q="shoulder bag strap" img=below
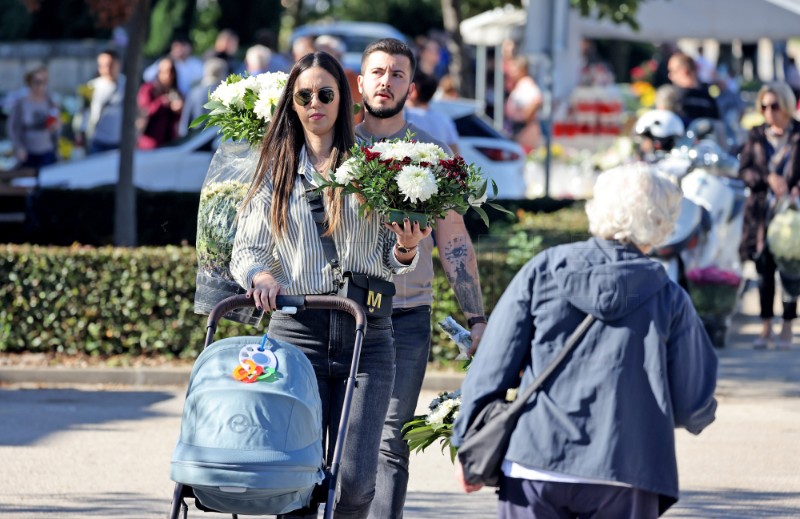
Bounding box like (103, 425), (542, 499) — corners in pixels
(504, 313), (595, 417)
(300, 175), (343, 288)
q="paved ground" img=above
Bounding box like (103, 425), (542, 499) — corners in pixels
(0, 285), (799, 518)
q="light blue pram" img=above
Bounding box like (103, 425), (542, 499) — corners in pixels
(168, 295), (368, 519)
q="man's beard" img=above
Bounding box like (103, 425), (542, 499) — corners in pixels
(363, 90), (409, 119)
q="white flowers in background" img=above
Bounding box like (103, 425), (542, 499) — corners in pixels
(768, 209), (800, 260)
(396, 165), (438, 203)
(193, 71), (289, 145)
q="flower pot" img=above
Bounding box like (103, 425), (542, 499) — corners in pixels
(386, 209), (429, 230)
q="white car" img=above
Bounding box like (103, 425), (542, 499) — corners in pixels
(32, 131), (219, 192)
(30, 101), (528, 199)
(289, 21), (410, 73)
(429, 99), (527, 199)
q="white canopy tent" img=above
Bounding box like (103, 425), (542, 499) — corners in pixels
(461, 0), (800, 106)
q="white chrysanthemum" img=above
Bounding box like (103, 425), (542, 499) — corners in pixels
(210, 79), (249, 109)
(254, 71), (288, 96)
(253, 95), (277, 122)
(426, 396), (460, 428)
(413, 142), (448, 162)
(334, 158), (360, 184)
(768, 210), (800, 260)
(396, 165), (438, 203)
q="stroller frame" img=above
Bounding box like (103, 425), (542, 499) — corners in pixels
(168, 294), (368, 519)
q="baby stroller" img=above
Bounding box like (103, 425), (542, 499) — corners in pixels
(168, 294), (368, 519)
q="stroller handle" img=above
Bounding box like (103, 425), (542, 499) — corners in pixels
(205, 295), (368, 347)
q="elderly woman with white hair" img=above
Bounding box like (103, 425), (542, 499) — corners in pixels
(451, 164), (718, 519)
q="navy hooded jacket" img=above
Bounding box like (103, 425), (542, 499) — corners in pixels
(451, 238), (718, 512)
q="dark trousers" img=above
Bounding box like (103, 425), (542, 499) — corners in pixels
(755, 246), (798, 320)
(498, 476), (660, 519)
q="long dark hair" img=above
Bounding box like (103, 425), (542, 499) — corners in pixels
(242, 51), (355, 238)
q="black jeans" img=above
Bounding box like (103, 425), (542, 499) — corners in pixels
(755, 246), (798, 320)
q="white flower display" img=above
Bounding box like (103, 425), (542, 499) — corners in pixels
(334, 157), (360, 184)
(426, 394), (461, 429)
(396, 165), (438, 203)
(196, 71), (289, 144)
(768, 209), (800, 260)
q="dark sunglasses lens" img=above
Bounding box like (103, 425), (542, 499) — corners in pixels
(762, 103), (780, 112)
(318, 88), (335, 104)
(294, 90), (313, 106)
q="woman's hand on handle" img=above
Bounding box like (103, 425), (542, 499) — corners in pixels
(247, 272), (282, 312)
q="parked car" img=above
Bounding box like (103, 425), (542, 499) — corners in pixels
(27, 101), (528, 199)
(289, 21), (410, 72)
(29, 131), (219, 192)
(429, 98), (527, 199)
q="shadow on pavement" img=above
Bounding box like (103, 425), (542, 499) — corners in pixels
(0, 388), (176, 446)
(405, 490), (497, 517)
(0, 492), (166, 518)
(666, 488), (800, 518)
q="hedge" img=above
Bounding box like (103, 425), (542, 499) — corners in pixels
(0, 205), (589, 363)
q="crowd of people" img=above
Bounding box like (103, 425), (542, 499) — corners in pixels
(6, 28), (795, 517)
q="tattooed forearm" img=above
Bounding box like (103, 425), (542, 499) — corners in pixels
(441, 236), (484, 316)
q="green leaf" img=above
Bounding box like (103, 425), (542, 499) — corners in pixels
(189, 114), (210, 129)
(473, 205), (489, 228)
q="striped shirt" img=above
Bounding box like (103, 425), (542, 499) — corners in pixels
(230, 147), (417, 294)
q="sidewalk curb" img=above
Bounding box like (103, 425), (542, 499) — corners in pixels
(0, 365), (466, 390)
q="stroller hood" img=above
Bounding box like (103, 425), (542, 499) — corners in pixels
(170, 335), (325, 515)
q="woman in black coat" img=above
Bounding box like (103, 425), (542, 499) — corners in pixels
(738, 81), (800, 350)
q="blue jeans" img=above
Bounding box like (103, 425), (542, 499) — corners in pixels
(369, 306), (432, 519)
(88, 139), (119, 155)
(498, 477), (660, 519)
(269, 308), (395, 519)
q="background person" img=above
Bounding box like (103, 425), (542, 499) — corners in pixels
(243, 44), (271, 76)
(355, 38), (487, 519)
(6, 65), (60, 171)
(137, 57), (183, 150)
(231, 51), (430, 519)
(143, 36), (203, 96)
(504, 55), (542, 153)
(667, 51), (720, 125)
(405, 69), (459, 154)
(81, 49), (125, 154)
(738, 81), (800, 350)
(452, 164), (718, 519)
(179, 57), (227, 137)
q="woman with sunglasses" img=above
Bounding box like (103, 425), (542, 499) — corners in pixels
(739, 81), (800, 350)
(231, 51), (430, 518)
(6, 65), (61, 171)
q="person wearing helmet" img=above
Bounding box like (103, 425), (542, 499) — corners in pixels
(634, 109), (685, 162)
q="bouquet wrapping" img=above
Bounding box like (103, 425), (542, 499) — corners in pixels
(685, 266), (742, 318)
(191, 72), (287, 323)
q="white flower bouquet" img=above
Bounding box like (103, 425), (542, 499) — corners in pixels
(191, 72), (287, 323)
(767, 202), (800, 297)
(314, 132), (509, 228)
(403, 390), (462, 462)
(191, 71), (289, 144)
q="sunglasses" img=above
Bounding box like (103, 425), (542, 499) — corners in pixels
(761, 102), (781, 112)
(293, 87), (335, 107)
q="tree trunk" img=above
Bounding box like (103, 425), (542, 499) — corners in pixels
(441, 0), (474, 98)
(115, 0), (151, 247)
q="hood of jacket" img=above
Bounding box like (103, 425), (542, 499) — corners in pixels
(550, 237), (670, 321)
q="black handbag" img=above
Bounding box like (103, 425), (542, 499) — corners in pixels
(458, 313), (595, 487)
(303, 177), (395, 317)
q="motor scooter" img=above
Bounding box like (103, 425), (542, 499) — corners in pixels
(652, 123), (747, 347)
